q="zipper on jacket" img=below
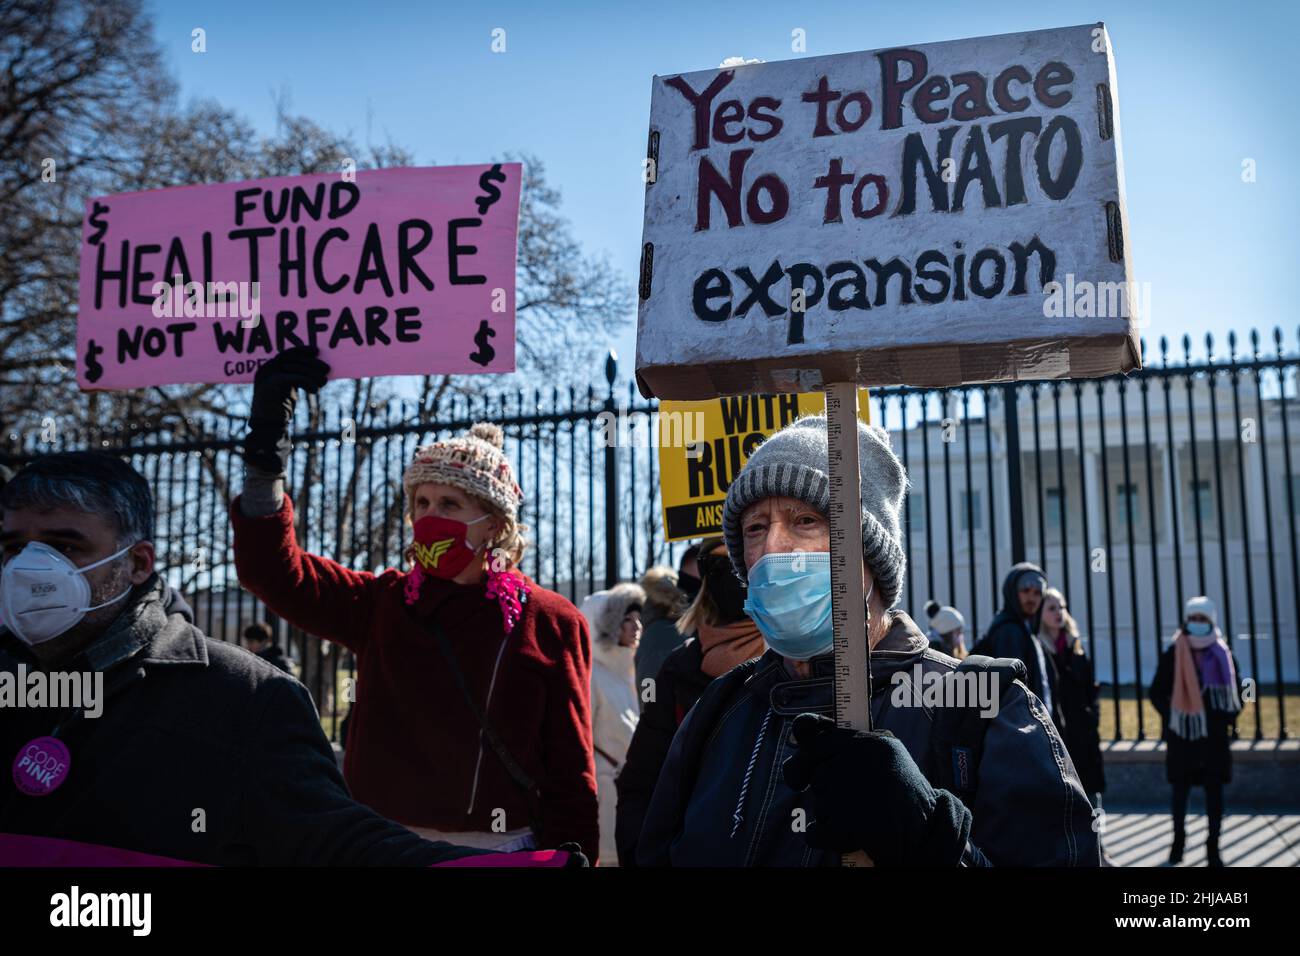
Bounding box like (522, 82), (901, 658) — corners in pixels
(465, 633), (511, 816)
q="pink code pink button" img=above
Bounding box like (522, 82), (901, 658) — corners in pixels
(12, 736), (71, 797)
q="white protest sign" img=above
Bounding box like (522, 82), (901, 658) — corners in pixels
(635, 23), (1137, 400)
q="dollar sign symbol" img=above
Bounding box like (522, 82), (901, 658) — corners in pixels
(475, 164), (506, 215)
(469, 320), (496, 367)
(87, 201), (110, 246)
(84, 338), (104, 383)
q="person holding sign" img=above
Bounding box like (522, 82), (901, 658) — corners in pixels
(636, 415), (1098, 866)
(229, 348), (599, 861)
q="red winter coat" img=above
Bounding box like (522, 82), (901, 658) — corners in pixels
(230, 496), (599, 861)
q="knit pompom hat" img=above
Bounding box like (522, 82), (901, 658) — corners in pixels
(925, 600), (965, 635)
(721, 414), (908, 609)
(402, 422), (523, 520)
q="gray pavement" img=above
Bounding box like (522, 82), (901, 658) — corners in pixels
(1100, 808), (1300, 867)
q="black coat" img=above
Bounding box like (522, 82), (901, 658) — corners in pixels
(255, 643), (293, 675)
(637, 614), (1099, 866)
(976, 562), (1048, 701)
(1050, 635), (1105, 795)
(634, 615), (686, 703)
(1148, 644), (1241, 785)
(615, 636), (713, 866)
(0, 575), (485, 866)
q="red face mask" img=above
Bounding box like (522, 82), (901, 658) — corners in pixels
(411, 514), (490, 579)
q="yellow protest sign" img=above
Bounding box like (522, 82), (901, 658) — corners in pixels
(658, 389), (870, 542)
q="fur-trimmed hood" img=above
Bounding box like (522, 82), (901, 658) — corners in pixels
(580, 583), (646, 646)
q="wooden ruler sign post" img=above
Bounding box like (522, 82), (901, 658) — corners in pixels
(825, 382), (870, 733)
(636, 24), (1137, 868)
(825, 382), (873, 867)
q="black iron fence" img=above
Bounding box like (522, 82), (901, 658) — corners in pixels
(2, 328), (1298, 741)
(877, 330), (1299, 743)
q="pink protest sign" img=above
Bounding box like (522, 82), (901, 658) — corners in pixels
(77, 164), (520, 389)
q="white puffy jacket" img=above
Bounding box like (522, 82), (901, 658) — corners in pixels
(581, 585), (644, 865)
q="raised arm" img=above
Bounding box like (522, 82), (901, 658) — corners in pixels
(230, 494), (381, 652)
(231, 346), (379, 651)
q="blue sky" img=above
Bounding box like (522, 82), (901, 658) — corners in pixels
(151, 0), (1299, 378)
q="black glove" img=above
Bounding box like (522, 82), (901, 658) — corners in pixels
(782, 712), (971, 867)
(243, 346), (330, 474)
(556, 842), (590, 867)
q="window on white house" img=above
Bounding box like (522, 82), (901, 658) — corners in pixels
(1194, 480), (1214, 524)
(1116, 483), (1141, 526)
(1045, 488), (1064, 529)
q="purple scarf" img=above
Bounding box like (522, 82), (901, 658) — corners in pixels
(1171, 631), (1241, 740)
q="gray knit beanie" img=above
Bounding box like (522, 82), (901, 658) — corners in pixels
(721, 414), (908, 609)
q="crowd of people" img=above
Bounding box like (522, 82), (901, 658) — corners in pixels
(0, 347), (1244, 867)
(919, 559), (1240, 865)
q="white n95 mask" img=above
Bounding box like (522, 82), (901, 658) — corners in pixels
(0, 541), (135, 646)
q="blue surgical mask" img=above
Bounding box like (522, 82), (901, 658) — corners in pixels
(743, 552), (873, 662)
(1185, 620), (1213, 638)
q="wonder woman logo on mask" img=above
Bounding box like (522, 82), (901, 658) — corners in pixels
(412, 538), (454, 570)
(409, 514), (489, 580)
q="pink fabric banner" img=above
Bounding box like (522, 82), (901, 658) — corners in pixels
(430, 849), (573, 868)
(0, 833), (205, 867)
(76, 164), (520, 389)
(0, 833), (572, 868)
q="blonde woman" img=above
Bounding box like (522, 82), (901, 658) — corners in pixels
(233, 347), (598, 861)
(1037, 588), (1105, 800)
